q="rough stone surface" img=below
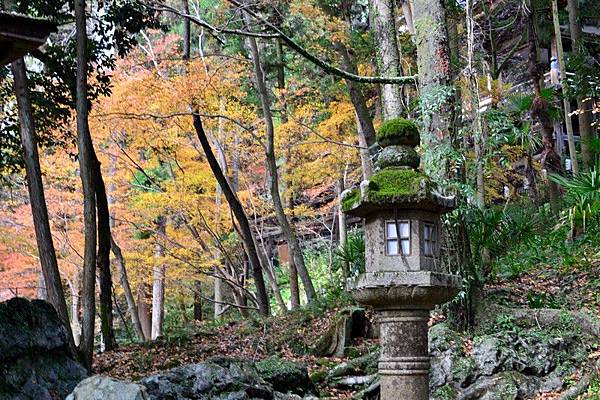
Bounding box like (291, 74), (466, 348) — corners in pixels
(66, 376), (148, 400)
(0, 297), (68, 359)
(255, 357), (315, 396)
(140, 358), (316, 400)
(0, 297), (87, 400)
(375, 145), (420, 170)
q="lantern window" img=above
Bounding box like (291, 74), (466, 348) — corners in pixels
(385, 220), (410, 255)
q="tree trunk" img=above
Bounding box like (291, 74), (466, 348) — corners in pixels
(94, 158), (116, 350)
(338, 43), (376, 179)
(37, 270), (47, 300)
(181, 0), (191, 60)
(111, 236), (146, 340)
(151, 216), (166, 340)
(214, 269), (223, 319)
(370, 0), (404, 118)
(192, 114), (271, 316)
(527, 5), (562, 209)
(70, 270), (82, 346)
(193, 280), (202, 322)
(244, 13), (317, 303)
(75, 0), (97, 370)
(137, 285), (152, 339)
(552, 0), (578, 175)
(10, 58), (76, 355)
(276, 40), (300, 310)
(566, 0), (594, 168)
(336, 178), (349, 279)
(466, 0), (486, 207)
(401, 0), (415, 36)
(412, 0), (455, 182)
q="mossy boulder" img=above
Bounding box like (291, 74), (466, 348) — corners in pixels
(376, 118), (420, 147)
(375, 145), (420, 169)
(367, 168), (430, 201)
(255, 357), (315, 396)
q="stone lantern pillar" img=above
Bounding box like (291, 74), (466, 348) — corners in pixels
(341, 118), (461, 400)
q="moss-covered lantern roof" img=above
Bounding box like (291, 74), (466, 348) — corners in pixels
(342, 118), (455, 217)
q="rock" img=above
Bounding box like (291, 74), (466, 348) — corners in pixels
(327, 351), (379, 380)
(0, 298), (87, 400)
(331, 374), (377, 388)
(140, 361), (272, 399)
(375, 145), (420, 170)
(472, 337), (501, 376)
(66, 376), (148, 400)
(255, 357), (315, 396)
(351, 380), (380, 400)
(0, 297), (69, 360)
(458, 371), (539, 400)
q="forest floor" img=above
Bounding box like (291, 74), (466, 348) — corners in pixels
(95, 259), (600, 399)
(94, 304), (372, 398)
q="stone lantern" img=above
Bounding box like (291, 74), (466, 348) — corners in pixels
(341, 118), (461, 400)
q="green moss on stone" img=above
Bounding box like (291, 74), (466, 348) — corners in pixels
(341, 189), (360, 212)
(376, 118), (420, 147)
(368, 169), (428, 200)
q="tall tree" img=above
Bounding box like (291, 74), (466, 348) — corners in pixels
(111, 237), (146, 340)
(244, 11), (317, 304)
(412, 0), (455, 182)
(370, 0), (404, 118)
(95, 159), (116, 349)
(552, 0), (579, 175)
(192, 114), (271, 316)
(10, 58), (76, 354)
(151, 215), (166, 339)
(566, 0), (594, 168)
(527, 2), (562, 209)
(75, 0), (98, 370)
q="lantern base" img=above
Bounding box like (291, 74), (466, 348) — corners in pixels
(349, 273), (461, 400)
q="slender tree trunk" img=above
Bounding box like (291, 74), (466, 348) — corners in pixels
(70, 270), (82, 346)
(137, 285), (152, 339)
(466, 0), (486, 207)
(111, 236), (145, 340)
(10, 58), (76, 354)
(192, 113), (270, 316)
(75, 0), (97, 370)
(276, 38), (299, 310)
(245, 14), (317, 303)
(37, 270), (47, 300)
(193, 280), (202, 322)
(412, 0), (455, 182)
(151, 216), (166, 340)
(213, 269), (223, 319)
(552, 0), (578, 175)
(213, 114), (226, 319)
(370, 0), (404, 118)
(566, 0), (594, 168)
(181, 0), (203, 322)
(94, 158), (116, 350)
(401, 0), (415, 36)
(182, 0), (191, 59)
(527, 5), (562, 209)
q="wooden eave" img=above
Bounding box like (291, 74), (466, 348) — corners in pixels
(0, 12), (57, 66)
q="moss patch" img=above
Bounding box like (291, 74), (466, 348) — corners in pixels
(376, 118), (420, 147)
(368, 169), (428, 201)
(341, 189), (360, 212)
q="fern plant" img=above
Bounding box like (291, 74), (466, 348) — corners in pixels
(551, 164), (600, 237)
